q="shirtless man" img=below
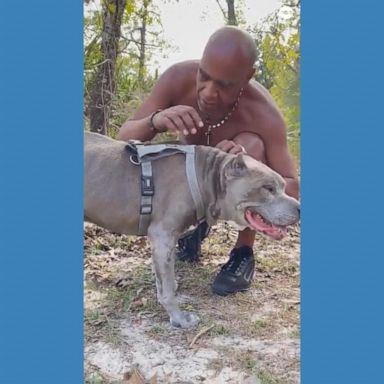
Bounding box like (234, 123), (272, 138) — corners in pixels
(118, 26), (299, 296)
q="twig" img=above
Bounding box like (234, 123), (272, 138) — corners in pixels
(214, 0), (227, 19)
(189, 324), (215, 348)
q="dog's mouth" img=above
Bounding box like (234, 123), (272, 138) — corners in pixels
(245, 208), (287, 240)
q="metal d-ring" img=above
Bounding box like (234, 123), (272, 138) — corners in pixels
(129, 154), (140, 165)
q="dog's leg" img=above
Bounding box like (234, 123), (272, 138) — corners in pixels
(148, 226), (199, 329)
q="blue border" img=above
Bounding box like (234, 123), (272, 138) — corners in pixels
(0, 2), (83, 383)
(1, 0), (384, 383)
(302, 0), (384, 383)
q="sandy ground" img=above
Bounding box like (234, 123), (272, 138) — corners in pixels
(84, 222), (300, 384)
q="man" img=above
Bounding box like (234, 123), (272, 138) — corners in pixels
(118, 26), (299, 296)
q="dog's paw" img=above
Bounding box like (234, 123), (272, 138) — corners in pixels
(170, 311), (200, 329)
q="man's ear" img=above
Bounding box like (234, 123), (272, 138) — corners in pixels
(247, 66), (256, 81)
(224, 154), (249, 178)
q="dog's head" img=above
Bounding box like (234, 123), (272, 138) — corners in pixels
(219, 154), (300, 240)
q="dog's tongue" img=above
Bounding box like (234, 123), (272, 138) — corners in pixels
(245, 209), (286, 240)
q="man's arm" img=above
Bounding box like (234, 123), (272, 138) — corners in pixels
(117, 67), (174, 142)
(231, 122), (299, 200)
(262, 118), (300, 200)
(117, 65), (203, 142)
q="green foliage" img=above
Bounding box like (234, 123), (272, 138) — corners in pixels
(107, 2), (116, 13)
(84, 0), (172, 134)
(84, 0), (300, 163)
(249, 1), (301, 162)
(125, 0), (136, 14)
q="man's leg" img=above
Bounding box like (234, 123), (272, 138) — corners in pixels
(212, 132), (265, 296)
(212, 228), (256, 296)
(235, 227), (256, 248)
(176, 221), (210, 262)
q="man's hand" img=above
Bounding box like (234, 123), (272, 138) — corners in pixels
(216, 139), (246, 155)
(152, 105), (204, 135)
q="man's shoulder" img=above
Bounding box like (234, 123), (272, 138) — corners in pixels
(163, 60), (199, 79)
(246, 81), (284, 122)
(248, 80), (278, 107)
(157, 61), (199, 97)
(154, 61), (198, 102)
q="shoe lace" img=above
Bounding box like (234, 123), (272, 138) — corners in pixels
(223, 253), (249, 275)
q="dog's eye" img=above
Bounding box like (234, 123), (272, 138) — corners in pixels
(263, 185), (275, 194)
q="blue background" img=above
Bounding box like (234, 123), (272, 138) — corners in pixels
(0, 1), (383, 383)
(301, 0), (384, 383)
(0, 1), (83, 383)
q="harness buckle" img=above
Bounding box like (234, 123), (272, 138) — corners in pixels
(141, 175), (154, 196)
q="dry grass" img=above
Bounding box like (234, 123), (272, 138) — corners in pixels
(84, 222), (300, 384)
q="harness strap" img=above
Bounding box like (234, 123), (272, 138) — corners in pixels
(137, 144), (186, 161)
(126, 142), (206, 234)
(138, 160), (154, 236)
(185, 149), (205, 223)
(137, 144), (205, 221)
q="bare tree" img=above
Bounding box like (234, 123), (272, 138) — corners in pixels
(136, 0), (151, 83)
(215, 0), (238, 25)
(88, 0), (127, 135)
(226, 0), (237, 25)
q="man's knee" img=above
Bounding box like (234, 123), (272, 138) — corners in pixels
(233, 132), (266, 162)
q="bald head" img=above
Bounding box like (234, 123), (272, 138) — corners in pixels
(203, 26), (257, 69)
(196, 27), (257, 117)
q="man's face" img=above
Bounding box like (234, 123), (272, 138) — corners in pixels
(196, 50), (248, 120)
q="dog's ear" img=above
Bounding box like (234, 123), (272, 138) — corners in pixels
(224, 154), (249, 178)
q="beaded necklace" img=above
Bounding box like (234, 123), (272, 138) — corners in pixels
(204, 87), (243, 145)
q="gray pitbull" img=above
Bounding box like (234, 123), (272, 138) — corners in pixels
(84, 132), (300, 328)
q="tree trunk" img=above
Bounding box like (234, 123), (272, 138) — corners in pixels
(215, 0), (238, 26)
(138, 0), (150, 84)
(226, 0), (237, 26)
(88, 0), (127, 135)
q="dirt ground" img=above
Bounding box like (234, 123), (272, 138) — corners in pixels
(84, 222), (300, 384)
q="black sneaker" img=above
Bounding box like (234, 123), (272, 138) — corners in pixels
(212, 246), (255, 296)
(176, 221), (210, 262)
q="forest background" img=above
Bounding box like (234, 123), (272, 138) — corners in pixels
(83, 0), (300, 163)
